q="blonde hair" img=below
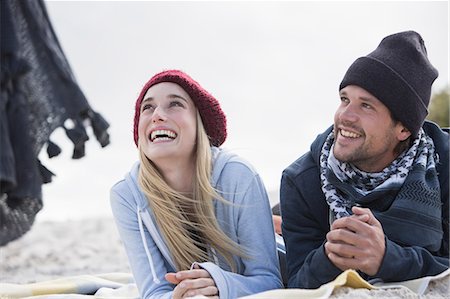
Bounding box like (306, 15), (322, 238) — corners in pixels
(138, 112), (246, 271)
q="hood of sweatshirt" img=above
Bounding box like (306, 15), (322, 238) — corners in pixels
(124, 146), (239, 284)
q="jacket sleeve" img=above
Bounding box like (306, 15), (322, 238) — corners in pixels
(110, 184), (173, 299)
(374, 238), (449, 282)
(200, 172), (283, 298)
(280, 168), (342, 289)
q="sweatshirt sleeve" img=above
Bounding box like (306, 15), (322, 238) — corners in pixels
(201, 170), (283, 298)
(110, 182), (173, 299)
(280, 169), (342, 289)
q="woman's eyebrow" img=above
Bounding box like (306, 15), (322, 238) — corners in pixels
(168, 94), (188, 103)
(142, 97), (154, 104)
(141, 94), (188, 105)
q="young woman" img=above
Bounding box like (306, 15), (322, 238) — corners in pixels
(110, 70), (282, 299)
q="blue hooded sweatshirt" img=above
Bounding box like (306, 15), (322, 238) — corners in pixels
(110, 147), (282, 298)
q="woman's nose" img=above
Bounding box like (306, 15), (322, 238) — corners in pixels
(151, 106), (167, 123)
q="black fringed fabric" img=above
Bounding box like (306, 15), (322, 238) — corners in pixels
(46, 140), (61, 158)
(0, 0), (110, 246)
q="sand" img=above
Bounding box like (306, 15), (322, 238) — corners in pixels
(0, 218), (448, 298)
(0, 218), (130, 283)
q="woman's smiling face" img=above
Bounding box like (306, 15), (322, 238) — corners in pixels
(138, 82), (197, 165)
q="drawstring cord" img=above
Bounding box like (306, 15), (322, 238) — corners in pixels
(137, 207), (160, 284)
(210, 247), (220, 265)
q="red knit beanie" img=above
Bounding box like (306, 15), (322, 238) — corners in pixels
(134, 70), (227, 147)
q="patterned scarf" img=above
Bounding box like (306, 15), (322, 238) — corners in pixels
(320, 129), (437, 221)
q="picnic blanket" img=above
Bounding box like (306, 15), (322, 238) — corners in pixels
(1, 269), (449, 299)
(0, 273), (137, 299)
(242, 268), (450, 299)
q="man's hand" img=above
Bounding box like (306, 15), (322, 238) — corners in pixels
(165, 264), (218, 298)
(325, 206), (385, 276)
(273, 215), (282, 235)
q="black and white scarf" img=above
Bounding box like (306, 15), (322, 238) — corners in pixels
(320, 129), (437, 220)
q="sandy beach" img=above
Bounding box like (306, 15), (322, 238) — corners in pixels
(1, 217), (448, 298)
(0, 218), (130, 283)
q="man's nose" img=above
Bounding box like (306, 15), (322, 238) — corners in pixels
(339, 103), (359, 123)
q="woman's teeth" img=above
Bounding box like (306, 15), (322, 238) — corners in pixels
(150, 130), (177, 141)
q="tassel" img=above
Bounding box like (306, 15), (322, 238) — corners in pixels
(46, 140), (61, 158)
(72, 142), (85, 159)
(90, 111), (110, 147)
(65, 123), (89, 145)
(37, 160), (55, 184)
(65, 120), (89, 159)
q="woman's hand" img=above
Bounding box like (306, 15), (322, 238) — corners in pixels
(165, 264), (219, 298)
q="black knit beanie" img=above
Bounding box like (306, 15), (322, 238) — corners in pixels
(339, 31), (438, 137)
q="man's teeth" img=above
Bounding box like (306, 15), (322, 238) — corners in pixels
(150, 130), (177, 141)
(340, 129), (361, 138)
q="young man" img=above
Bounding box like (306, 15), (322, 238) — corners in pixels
(280, 31), (449, 289)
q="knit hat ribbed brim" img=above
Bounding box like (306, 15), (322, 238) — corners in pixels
(133, 70), (227, 147)
(339, 31), (438, 137)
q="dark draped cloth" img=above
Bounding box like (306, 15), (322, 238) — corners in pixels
(0, 0), (110, 245)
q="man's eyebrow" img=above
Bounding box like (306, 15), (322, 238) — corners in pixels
(358, 95), (377, 103)
(339, 91), (377, 103)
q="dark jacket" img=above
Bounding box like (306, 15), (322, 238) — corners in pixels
(280, 121), (449, 289)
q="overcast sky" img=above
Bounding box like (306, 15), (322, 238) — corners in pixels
(38, 0), (449, 221)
